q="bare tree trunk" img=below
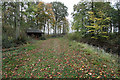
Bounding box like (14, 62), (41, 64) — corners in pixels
(92, 0), (94, 12)
(27, 2), (30, 25)
(44, 17), (46, 33)
(37, 19), (39, 29)
(81, 16), (84, 33)
(3, 2), (6, 28)
(47, 22), (49, 35)
(112, 26), (114, 33)
(63, 24), (65, 34)
(16, 2), (20, 39)
(54, 17), (58, 34)
(55, 22), (57, 34)
(60, 27), (61, 34)
(110, 22), (112, 33)
(20, 2), (23, 29)
(44, 25), (45, 33)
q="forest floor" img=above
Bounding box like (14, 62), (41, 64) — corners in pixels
(2, 38), (119, 78)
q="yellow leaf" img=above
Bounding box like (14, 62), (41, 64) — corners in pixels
(80, 68), (82, 70)
(97, 76), (101, 78)
(86, 26), (95, 28)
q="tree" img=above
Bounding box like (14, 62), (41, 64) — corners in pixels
(86, 10), (110, 40)
(62, 17), (69, 34)
(46, 3), (55, 35)
(51, 1), (68, 34)
(72, 1), (90, 34)
(115, 1), (120, 34)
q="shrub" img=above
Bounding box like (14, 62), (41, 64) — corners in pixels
(2, 33), (15, 48)
(39, 36), (46, 40)
(15, 31), (30, 44)
(2, 30), (30, 48)
(66, 32), (83, 41)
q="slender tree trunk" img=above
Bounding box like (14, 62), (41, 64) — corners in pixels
(112, 26), (114, 33)
(60, 27), (61, 34)
(3, 2), (6, 28)
(47, 22), (49, 35)
(44, 25), (45, 33)
(110, 22), (112, 33)
(16, 2), (20, 39)
(55, 22), (57, 34)
(92, 0), (93, 11)
(118, 13), (120, 34)
(14, 16), (16, 29)
(44, 18), (46, 33)
(82, 17), (84, 28)
(63, 24), (66, 34)
(37, 20), (38, 28)
(27, 2), (30, 24)
(118, 23), (120, 34)
(55, 17), (57, 34)
(20, 2), (23, 29)
(58, 28), (59, 34)
(53, 25), (55, 34)
(117, 0), (120, 34)
(63, 24), (64, 34)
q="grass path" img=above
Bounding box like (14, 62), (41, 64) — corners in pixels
(2, 38), (119, 78)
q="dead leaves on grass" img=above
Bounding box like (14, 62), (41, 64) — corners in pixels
(2, 38), (119, 78)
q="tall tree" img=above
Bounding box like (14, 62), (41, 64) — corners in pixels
(86, 10), (111, 40)
(46, 3), (55, 35)
(62, 17), (69, 34)
(115, 1), (120, 34)
(72, 1), (90, 34)
(51, 1), (68, 34)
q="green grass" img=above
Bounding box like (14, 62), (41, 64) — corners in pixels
(2, 38), (120, 78)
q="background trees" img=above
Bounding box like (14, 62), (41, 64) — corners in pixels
(71, 1), (120, 54)
(2, 1), (69, 48)
(51, 1), (68, 34)
(72, 1), (90, 35)
(72, 1), (119, 39)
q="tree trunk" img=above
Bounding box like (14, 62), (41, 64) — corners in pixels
(37, 20), (38, 29)
(3, 2), (6, 28)
(55, 17), (58, 34)
(16, 2), (20, 39)
(63, 24), (65, 34)
(27, 2), (30, 25)
(82, 17), (84, 28)
(63, 23), (66, 34)
(44, 19), (46, 33)
(55, 22), (57, 34)
(44, 25), (45, 33)
(60, 27), (61, 34)
(92, 0), (94, 11)
(118, 23), (120, 34)
(47, 22), (49, 35)
(20, 2), (23, 29)
(110, 22), (112, 33)
(112, 26), (114, 33)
